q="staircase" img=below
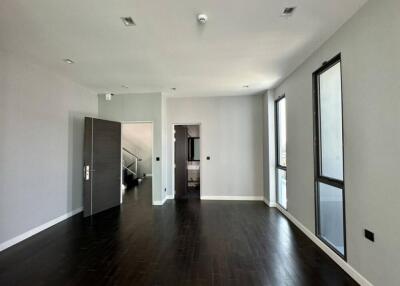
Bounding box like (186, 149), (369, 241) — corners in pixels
(122, 148), (143, 189)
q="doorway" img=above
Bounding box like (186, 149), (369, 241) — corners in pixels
(174, 124), (201, 200)
(121, 122), (153, 203)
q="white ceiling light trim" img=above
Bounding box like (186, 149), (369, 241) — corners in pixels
(63, 59), (74, 64)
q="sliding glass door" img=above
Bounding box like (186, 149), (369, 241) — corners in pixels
(313, 54), (346, 258)
(275, 96), (287, 209)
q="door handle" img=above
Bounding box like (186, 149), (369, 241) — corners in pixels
(84, 165), (93, 181)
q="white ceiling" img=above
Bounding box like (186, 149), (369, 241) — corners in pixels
(0, 0), (367, 97)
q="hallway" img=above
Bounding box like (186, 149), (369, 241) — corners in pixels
(0, 178), (357, 285)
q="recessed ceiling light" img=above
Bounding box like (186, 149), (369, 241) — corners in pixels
(282, 7), (296, 17)
(63, 59), (74, 64)
(121, 17), (136, 26)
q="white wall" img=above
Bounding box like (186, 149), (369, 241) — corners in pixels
(0, 50), (98, 246)
(161, 94), (168, 200)
(166, 95), (264, 199)
(122, 123), (153, 176)
(272, 0), (400, 285)
(98, 93), (166, 203)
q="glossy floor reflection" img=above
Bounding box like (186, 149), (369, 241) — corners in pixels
(0, 178), (357, 285)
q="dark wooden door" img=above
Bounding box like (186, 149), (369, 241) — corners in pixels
(83, 117), (121, 217)
(174, 126), (188, 199)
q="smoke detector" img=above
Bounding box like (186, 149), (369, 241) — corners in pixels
(197, 14), (208, 24)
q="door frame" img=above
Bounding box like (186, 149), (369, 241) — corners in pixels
(275, 94), (287, 209)
(121, 121), (154, 204)
(171, 123), (202, 199)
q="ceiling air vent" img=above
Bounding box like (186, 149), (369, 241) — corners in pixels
(282, 7), (296, 17)
(121, 17), (136, 26)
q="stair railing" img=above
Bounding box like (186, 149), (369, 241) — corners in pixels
(122, 148), (142, 179)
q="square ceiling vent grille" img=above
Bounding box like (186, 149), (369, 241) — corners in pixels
(121, 17), (136, 26)
(282, 7), (296, 17)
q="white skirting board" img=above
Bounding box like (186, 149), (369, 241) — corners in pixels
(154, 195), (263, 204)
(152, 200), (164, 206)
(0, 207), (83, 252)
(201, 196), (264, 201)
(153, 195), (174, 206)
(265, 200), (373, 286)
(263, 198), (277, 207)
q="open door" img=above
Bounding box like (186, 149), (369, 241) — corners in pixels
(83, 117), (121, 217)
(174, 125), (188, 200)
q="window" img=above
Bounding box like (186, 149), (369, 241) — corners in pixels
(313, 54), (346, 258)
(275, 96), (287, 209)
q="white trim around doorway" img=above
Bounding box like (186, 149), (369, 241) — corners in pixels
(121, 121), (155, 205)
(171, 123), (202, 200)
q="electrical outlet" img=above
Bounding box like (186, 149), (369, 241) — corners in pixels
(364, 229), (375, 242)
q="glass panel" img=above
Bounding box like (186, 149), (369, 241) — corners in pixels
(193, 138), (200, 160)
(318, 182), (345, 255)
(319, 62), (343, 180)
(277, 98), (287, 167)
(277, 169), (287, 209)
(188, 138), (200, 161)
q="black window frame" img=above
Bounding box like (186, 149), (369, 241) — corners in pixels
(275, 95), (287, 209)
(312, 53), (347, 260)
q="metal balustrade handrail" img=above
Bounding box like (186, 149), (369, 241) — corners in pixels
(122, 148), (141, 179)
(122, 148), (142, 160)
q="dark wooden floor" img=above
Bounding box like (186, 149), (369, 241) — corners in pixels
(0, 178), (357, 286)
